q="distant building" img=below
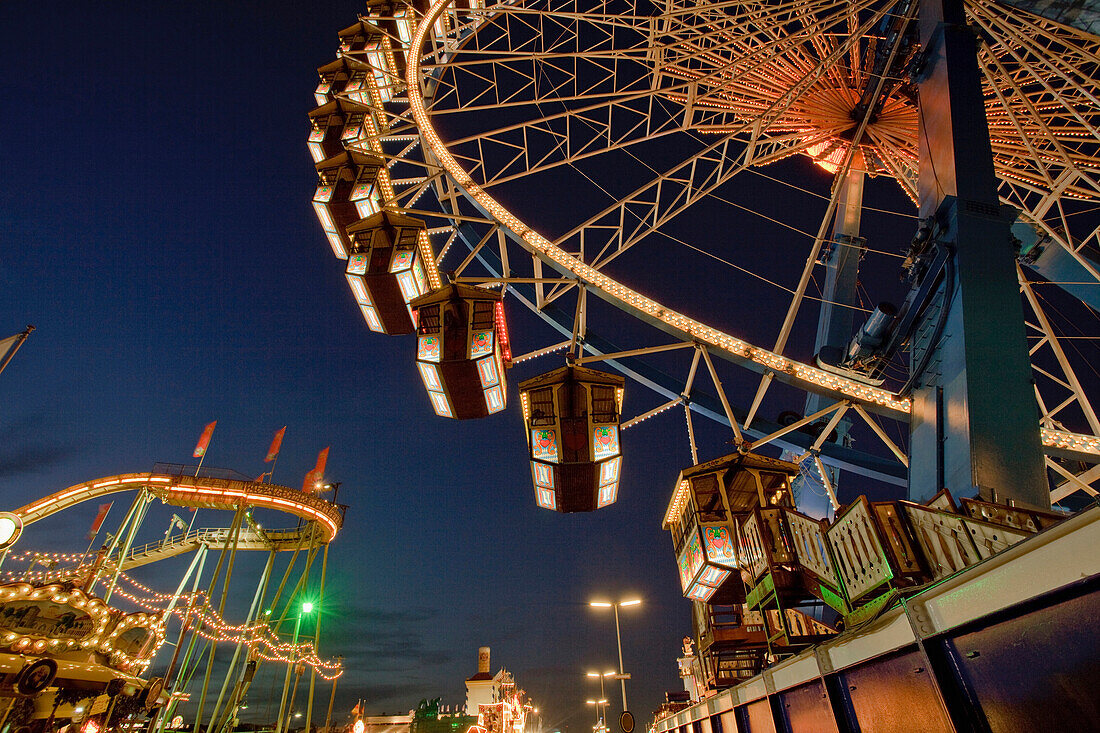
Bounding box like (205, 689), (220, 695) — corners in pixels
(464, 647), (503, 716)
(364, 713), (414, 733)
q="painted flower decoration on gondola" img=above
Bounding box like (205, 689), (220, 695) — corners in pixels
(592, 426), (619, 460)
(391, 250), (414, 272)
(704, 526), (737, 565)
(677, 550), (693, 591)
(470, 331), (493, 358)
(531, 429), (559, 462)
(418, 336), (440, 361)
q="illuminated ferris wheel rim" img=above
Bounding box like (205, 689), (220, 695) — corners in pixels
(405, 0), (911, 414)
(399, 0), (1100, 463)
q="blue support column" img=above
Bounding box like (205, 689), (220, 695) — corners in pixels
(909, 0), (1047, 508)
(797, 169), (866, 518)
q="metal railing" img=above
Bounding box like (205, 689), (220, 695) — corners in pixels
(124, 526), (312, 561)
(152, 463), (255, 482)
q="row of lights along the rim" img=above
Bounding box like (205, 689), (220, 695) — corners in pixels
(308, 13), (625, 513)
(311, 0), (1100, 472)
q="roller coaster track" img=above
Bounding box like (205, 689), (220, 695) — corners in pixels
(119, 526), (319, 569)
(13, 473), (343, 544)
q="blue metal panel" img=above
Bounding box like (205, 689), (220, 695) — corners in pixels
(1020, 226), (1100, 313)
(934, 577), (1100, 732)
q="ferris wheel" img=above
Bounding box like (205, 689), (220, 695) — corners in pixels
(309, 0), (1100, 513)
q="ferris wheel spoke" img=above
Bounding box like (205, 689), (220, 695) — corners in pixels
(450, 96), (688, 189)
(541, 123), (855, 281)
(654, 0), (884, 132)
(743, 153), (871, 430)
(863, 128), (918, 202)
(585, 127), (850, 268)
(976, 44), (1100, 196)
(969, 8), (1100, 198)
(748, 401), (850, 453)
(1050, 462), (1100, 502)
(1019, 264), (1100, 435)
(851, 403), (909, 467)
(1047, 458), (1100, 502)
(427, 55), (656, 113)
(722, 2), (896, 141)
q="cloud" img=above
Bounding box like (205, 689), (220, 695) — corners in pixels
(0, 416), (80, 478)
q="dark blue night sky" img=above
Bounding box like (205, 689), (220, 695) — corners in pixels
(0, 1), (921, 730)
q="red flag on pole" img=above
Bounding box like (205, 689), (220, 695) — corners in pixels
(87, 502), (113, 541)
(265, 426), (286, 463)
(302, 447), (330, 492)
(193, 421), (217, 458)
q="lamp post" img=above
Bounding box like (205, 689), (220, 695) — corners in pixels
(589, 599), (640, 712)
(276, 602), (314, 733)
(585, 700), (608, 732)
(586, 671), (615, 712)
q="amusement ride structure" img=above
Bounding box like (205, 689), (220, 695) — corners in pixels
(0, 468), (345, 733)
(306, 0), (1099, 730)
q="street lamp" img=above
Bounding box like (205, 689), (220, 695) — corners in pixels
(589, 599), (640, 712)
(586, 671), (616, 709)
(585, 700), (608, 732)
(276, 601), (315, 733)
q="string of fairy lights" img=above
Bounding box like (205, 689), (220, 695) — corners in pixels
(1, 552), (343, 680)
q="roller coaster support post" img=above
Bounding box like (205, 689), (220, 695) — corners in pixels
(213, 550), (278, 733)
(159, 544), (209, 627)
(323, 656), (342, 733)
(151, 545), (208, 733)
(89, 489), (146, 591)
(208, 549), (276, 733)
(274, 537), (320, 631)
(192, 505), (248, 733)
(305, 541), (331, 731)
(266, 529), (310, 626)
(104, 490), (153, 602)
(275, 605), (311, 733)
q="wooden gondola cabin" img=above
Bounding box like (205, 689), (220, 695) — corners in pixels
(315, 58), (375, 107)
(337, 20), (395, 104)
(411, 284), (510, 419)
(344, 210), (438, 334)
(518, 365), (625, 512)
(663, 452), (797, 603)
(312, 150), (384, 258)
(308, 99), (374, 163)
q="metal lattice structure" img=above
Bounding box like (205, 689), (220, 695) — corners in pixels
(310, 0), (1100, 507)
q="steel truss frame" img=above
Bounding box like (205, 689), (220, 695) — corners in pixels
(331, 0), (1100, 503)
